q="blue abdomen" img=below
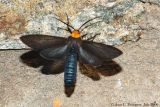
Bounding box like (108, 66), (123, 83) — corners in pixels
(64, 47), (77, 86)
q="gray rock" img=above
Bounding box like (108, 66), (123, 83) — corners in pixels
(0, 0), (160, 106)
(0, 0), (159, 49)
(0, 24), (160, 107)
(0, 39), (28, 49)
(139, 0), (160, 5)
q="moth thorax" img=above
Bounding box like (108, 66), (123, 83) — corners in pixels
(71, 30), (80, 38)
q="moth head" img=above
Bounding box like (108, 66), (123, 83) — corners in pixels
(71, 30), (80, 38)
(54, 14), (101, 39)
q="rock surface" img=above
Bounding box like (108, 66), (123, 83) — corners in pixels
(0, 25), (160, 107)
(1, 0), (160, 49)
(0, 0), (160, 107)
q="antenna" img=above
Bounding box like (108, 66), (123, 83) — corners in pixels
(78, 16), (101, 31)
(80, 20), (102, 32)
(65, 13), (72, 33)
(53, 16), (75, 31)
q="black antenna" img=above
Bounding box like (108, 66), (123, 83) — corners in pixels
(80, 21), (102, 32)
(65, 13), (72, 33)
(57, 27), (69, 32)
(78, 16), (101, 30)
(53, 16), (75, 30)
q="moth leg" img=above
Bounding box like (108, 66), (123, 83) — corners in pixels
(79, 63), (100, 80)
(81, 33), (88, 39)
(86, 33), (100, 41)
(57, 27), (68, 32)
(81, 33), (100, 41)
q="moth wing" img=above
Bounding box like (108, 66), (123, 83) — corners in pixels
(20, 50), (47, 68)
(78, 46), (102, 66)
(79, 63), (100, 80)
(20, 50), (65, 74)
(41, 58), (65, 75)
(20, 35), (67, 50)
(40, 44), (68, 60)
(96, 60), (122, 76)
(79, 60), (122, 79)
(82, 41), (122, 60)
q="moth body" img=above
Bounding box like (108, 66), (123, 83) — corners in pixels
(64, 45), (78, 86)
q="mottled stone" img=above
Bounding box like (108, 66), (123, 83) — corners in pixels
(0, 33), (7, 41)
(0, 25), (160, 107)
(0, 39), (28, 49)
(0, 0), (144, 49)
(25, 14), (64, 36)
(140, 0), (160, 5)
(0, 2), (160, 104)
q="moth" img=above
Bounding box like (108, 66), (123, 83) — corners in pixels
(20, 15), (122, 96)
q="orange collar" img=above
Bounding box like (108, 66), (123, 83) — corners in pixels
(71, 30), (80, 38)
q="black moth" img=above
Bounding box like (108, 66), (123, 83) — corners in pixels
(20, 15), (122, 97)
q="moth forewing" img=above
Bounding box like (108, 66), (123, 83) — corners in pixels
(81, 40), (123, 60)
(40, 45), (68, 60)
(20, 35), (67, 50)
